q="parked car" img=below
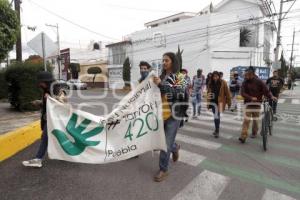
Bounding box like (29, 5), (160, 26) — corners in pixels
(67, 79), (88, 90)
(55, 79), (69, 90)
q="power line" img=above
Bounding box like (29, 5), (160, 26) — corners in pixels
(28, 0), (118, 41)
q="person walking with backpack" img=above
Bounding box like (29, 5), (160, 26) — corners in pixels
(22, 71), (67, 168)
(207, 71), (231, 138)
(229, 71), (241, 112)
(191, 69), (205, 118)
(153, 52), (187, 182)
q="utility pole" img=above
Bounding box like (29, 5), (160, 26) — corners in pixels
(274, 0), (296, 69)
(14, 0), (22, 62)
(41, 32), (47, 71)
(290, 28), (296, 70)
(46, 23), (61, 79)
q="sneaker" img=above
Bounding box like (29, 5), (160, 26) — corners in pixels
(154, 171), (169, 182)
(250, 134), (257, 139)
(22, 159), (42, 168)
(238, 137), (246, 144)
(172, 144), (180, 162)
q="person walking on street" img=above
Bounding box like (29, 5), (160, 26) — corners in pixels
(191, 69), (205, 118)
(239, 67), (276, 143)
(22, 71), (67, 168)
(266, 69), (284, 120)
(207, 71), (231, 138)
(153, 52), (187, 182)
(206, 73), (212, 87)
(229, 71), (241, 112)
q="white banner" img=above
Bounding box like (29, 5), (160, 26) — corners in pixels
(47, 73), (166, 163)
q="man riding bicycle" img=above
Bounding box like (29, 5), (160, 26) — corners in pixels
(239, 67), (277, 144)
(266, 70), (284, 120)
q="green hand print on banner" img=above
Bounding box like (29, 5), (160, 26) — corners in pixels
(52, 113), (104, 156)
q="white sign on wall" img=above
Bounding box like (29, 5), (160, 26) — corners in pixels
(108, 66), (124, 89)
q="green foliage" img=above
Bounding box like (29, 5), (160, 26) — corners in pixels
(176, 45), (184, 71)
(69, 63), (80, 79)
(123, 57), (131, 87)
(279, 52), (288, 78)
(0, 0), (19, 62)
(295, 67), (300, 79)
(0, 69), (8, 99)
(87, 67), (102, 85)
(5, 62), (50, 111)
(240, 27), (252, 47)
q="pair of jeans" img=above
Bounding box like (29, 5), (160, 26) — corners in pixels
(231, 91), (238, 110)
(159, 117), (181, 172)
(211, 105), (220, 130)
(269, 99), (278, 114)
(36, 124), (48, 159)
(241, 106), (260, 139)
(192, 93), (202, 116)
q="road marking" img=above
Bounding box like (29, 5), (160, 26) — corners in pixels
(201, 160), (300, 195)
(188, 119), (241, 132)
(172, 170), (230, 200)
(262, 189), (297, 200)
(180, 125), (233, 139)
(291, 99), (300, 104)
(179, 149), (206, 166)
(176, 134), (222, 150)
(278, 99), (286, 104)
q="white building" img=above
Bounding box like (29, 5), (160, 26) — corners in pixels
(107, 0), (276, 84)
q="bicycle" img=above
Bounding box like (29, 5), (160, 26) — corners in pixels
(260, 99), (274, 151)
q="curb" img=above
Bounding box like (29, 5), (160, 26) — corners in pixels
(0, 120), (41, 162)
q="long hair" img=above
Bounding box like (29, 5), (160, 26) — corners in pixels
(209, 71), (221, 89)
(160, 52), (180, 80)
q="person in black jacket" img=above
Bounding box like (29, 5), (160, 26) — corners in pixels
(22, 72), (67, 168)
(266, 70), (283, 119)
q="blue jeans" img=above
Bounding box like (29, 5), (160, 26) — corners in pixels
(211, 105), (220, 130)
(192, 93), (202, 116)
(159, 117), (181, 172)
(36, 124), (48, 159)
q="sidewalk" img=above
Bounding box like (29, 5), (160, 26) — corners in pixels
(0, 101), (39, 135)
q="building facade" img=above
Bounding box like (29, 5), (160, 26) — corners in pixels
(106, 0), (276, 83)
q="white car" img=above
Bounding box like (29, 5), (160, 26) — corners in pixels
(67, 79), (88, 90)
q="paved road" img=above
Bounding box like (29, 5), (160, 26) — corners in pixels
(1, 86), (300, 200)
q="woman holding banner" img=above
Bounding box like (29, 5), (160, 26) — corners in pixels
(153, 52), (187, 182)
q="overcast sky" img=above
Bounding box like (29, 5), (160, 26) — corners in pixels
(19, 0), (300, 65)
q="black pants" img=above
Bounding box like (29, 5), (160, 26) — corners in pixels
(269, 99), (278, 114)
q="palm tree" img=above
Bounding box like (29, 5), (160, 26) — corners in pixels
(240, 27), (252, 47)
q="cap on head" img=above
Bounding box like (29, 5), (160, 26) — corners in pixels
(37, 71), (54, 82)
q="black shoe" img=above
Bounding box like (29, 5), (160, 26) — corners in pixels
(238, 137), (246, 143)
(213, 130), (219, 138)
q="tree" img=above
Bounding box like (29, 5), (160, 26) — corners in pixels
(176, 45), (184, 71)
(123, 57), (131, 88)
(25, 55), (43, 64)
(0, 0), (19, 62)
(279, 52), (288, 78)
(69, 63), (80, 79)
(240, 27), (252, 47)
(87, 67), (102, 85)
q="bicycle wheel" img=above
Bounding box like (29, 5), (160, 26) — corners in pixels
(262, 116), (268, 151)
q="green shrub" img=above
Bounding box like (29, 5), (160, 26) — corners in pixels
(5, 62), (51, 111)
(0, 69), (8, 99)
